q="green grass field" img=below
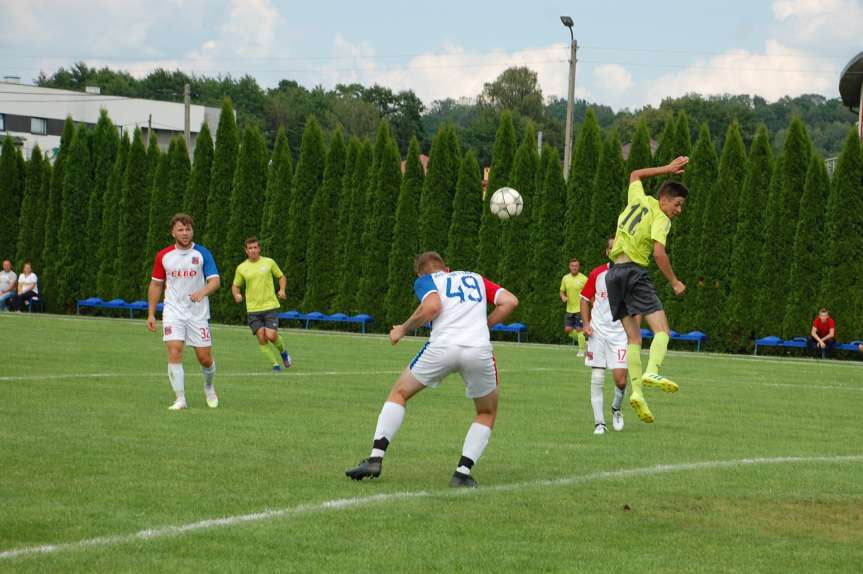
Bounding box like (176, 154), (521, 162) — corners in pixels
(1, 313), (861, 573)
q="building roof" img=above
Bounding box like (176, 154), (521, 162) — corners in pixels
(839, 51), (863, 109)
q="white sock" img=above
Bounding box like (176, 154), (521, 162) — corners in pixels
(370, 401), (405, 458)
(612, 386), (625, 411)
(168, 363), (185, 401)
(202, 361), (216, 389)
(457, 422), (492, 475)
(591, 368), (605, 425)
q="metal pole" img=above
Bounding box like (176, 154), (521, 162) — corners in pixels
(563, 34), (578, 181)
(184, 83), (191, 153)
(858, 85), (862, 140)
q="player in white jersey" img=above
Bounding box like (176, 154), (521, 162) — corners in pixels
(146, 213), (221, 410)
(346, 251), (518, 488)
(580, 238), (628, 434)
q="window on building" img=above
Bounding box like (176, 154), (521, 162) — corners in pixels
(31, 117), (47, 135)
(0, 114), (4, 131)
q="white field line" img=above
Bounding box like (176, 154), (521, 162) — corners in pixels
(1, 454), (860, 561)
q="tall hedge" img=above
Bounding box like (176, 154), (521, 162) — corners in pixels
(304, 128), (346, 312)
(203, 99), (239, 271)
(41, 117), (76, 299)
(261, 127), (293, 264)
(446, 150), (483, 271)
(563, 109), (603, 272)
(782, 154), (830, 338)
(419, 124), (461, 252)
(385, 136), (424, 326)
(334, 139), (373, 314)
(55, 128), (92, 310)
(724, 126), (773, 350)
(96, 133), (130, 296)
(284, 116), (326, 308)
(143, 150), (172, 280)
(0, 136), (23, 262)
(586, 130), (627, 255)
(115, 128), (151, 301)
(477, 110), (516, 278)
(82, 110), (119, 295)
(183, 121), (213, 238)
(14, 146), (44, 269)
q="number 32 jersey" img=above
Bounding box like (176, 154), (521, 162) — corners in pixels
(413, 270), (504, 347)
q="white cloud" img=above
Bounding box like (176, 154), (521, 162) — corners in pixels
(771, 0), (863, 49)
(592, 64), (633, 108)
(319, 37), (590, 104)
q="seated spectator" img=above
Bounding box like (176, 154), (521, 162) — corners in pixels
(806, 308), (836, 359)
(0, 260), (16, 311)
(8, 262), (38, 312)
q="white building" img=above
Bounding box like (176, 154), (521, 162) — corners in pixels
(0, 78), (221, 160)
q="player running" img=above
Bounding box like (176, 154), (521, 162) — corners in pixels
(607, 157), (689, 424)
(231, 236), (292, 371)
(560, 258), (588, 357)
(580, 238), (628, 434)
(345, 251), (518, 488)
(147, 213), (220, 410)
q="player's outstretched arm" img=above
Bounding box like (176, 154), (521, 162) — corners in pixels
(653, 242), (685, 296)
(486, 290), (519, 328)
(390, 294), (443, 345)
(146, 280), (163, 332)
(629, 156), (689, 183)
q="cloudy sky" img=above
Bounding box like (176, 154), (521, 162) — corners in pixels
(2, 0), (862, 111)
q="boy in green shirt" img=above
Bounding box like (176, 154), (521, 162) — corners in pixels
(231, 237), (292, 371)
(559, 258), (588, 356)
(606, 156), (688, 423)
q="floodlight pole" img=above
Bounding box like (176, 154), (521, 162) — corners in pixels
(561, 17), (578, 181)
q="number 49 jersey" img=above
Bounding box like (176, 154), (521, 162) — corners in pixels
(413, 270), (504, 347)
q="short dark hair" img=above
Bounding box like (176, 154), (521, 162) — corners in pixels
(569, 257), (580, 264)
(819, 307), (828, 314)
(170, 213), (194, 229)
(244, 236), (259, 247)
(658, 181), (689, 200)
(414, 251), (446, 274)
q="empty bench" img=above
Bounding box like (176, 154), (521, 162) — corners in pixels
(277, 310), (374, 334)
(641, 328), (708, 352)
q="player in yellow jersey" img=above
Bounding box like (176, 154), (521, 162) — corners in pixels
(560, 258), (588, 356)
(232, 237), (292, 371)
(606, 156), (689, 423)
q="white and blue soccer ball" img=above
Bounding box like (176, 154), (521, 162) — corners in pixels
(489, 187), (523, 220)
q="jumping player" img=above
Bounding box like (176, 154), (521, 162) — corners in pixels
(580, 238), (628, 434)
(606, 157), (688, 424)
(345, 251), (518, 488)
(147, 213), (220, 410)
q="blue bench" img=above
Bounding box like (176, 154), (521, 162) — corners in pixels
(76, 297), (163, 318)
(491, 322), (528, 343)
(754, 335), (863, 355)
(641, 328), (708, 351)
(277, 310), (374, 333)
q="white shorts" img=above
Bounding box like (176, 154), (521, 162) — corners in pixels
(585, 331), (628, 370)
(409, 343), (498, 399)
(162, 318), (213, 347)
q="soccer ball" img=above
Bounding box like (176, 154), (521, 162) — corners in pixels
(489, 187), (523, 220)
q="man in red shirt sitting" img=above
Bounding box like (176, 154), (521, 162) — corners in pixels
(807, 308), (836, 359)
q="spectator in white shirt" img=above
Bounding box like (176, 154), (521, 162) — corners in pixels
(0, 260), (16, 311)
(9, 262), (38, 312)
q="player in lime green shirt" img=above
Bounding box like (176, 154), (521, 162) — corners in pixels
(560, 258), (588, 356)
(606, 156), (689, 424)
(231, 237), (292, 371)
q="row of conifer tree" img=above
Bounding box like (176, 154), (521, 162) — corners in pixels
(1, 99), (861, 351)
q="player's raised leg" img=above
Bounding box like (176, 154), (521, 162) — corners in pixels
(345, 367), (425, 480)
(620, 314), (653, 423)
(641, 310), (678, 393)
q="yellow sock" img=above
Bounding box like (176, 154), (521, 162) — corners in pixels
(272, 335), (285, 353)
(646, 332), (669, 375)
(577, 331), (586, 354)
(627, 344), (643, 396)
(259, 343), (279, 366)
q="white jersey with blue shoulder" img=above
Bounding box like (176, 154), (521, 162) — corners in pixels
(413, 270), (504, 347)
(151, 243), (219, 323)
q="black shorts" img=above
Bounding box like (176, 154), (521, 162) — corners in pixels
(605, 263), (663, 321)
(564, 312), (583, 329)
(247, 309), (280, 334)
